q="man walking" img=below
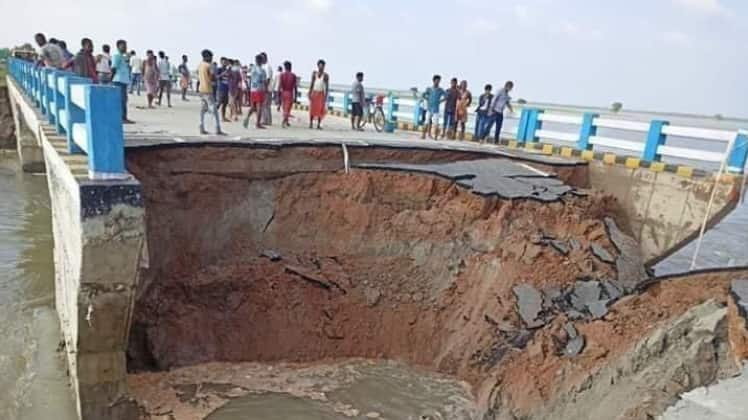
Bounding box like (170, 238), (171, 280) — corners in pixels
(481, 81), (514, 144)
(129, 50), (142, 95)
(96, 44), (112, 84)
(110, 39), (134, 124)
(198, 49), (224, 135)
(157, 52), (172, 107)
(350, 72), (365, 131)
(178, 55), (190, 101)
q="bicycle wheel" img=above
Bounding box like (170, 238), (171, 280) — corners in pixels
(373, 108), (386, 132)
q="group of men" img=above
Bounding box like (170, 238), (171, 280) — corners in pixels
(32, 32), (515, 141)
(195, 50), (304, 135)
(33, 33), (190, 124)
(419, 75), (514, 143)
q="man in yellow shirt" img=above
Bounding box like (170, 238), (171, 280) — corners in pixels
(198, 49), (225, 135)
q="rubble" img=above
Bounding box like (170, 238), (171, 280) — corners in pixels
(514, 284), (546, 329)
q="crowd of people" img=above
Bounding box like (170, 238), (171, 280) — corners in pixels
(31, 32), (514, 141)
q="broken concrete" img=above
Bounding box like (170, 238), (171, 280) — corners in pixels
(491, 300), (741, 420)
(730, 279), (748, 322)
(514, 284), (546, 329)
(590, 242), (615, 264)
(604, 217), (650, 291)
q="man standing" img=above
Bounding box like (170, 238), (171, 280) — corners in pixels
(482, 81), (514, 144)
(178, 55), (190, 101)
(34, 33), (64, 69)
(243, 54), (268, 129)
(129, 51), (143, 95)
(350, 72), (365, 131)
(70, 38), (98, 83)
(110, 39), (134, 124)
(96, 44), (112, 84)
(421, 74), (445, 140)
(279, 61), (298, 128)
(308, 59), (329, 130)
(260, 52), (273, 126)
(442, 78), (459, 139)
(272, 65), (282, 111)
(216, 57), (231, 122)
(473, 84), (493, 142)
(198, 49), (224, 135)
(157, 52), (172, 107)
(58, 40), (74, 68)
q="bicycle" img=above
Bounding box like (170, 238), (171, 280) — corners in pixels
(358, 94), (387, 132)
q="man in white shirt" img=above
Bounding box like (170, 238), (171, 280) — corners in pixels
(272, 65), (282, 111)
(129, 51), (143, 95)
(157, 51), (172, 107)
(260, 52), (272, 125)
(34, 33), (65, 69)
(96, 44), (112, 84)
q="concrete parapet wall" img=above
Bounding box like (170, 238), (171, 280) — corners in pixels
(587, 160), (739, 265)
(8, 75), (145, 420)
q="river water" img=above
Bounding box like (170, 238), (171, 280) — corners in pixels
(0, 154), (77, 419)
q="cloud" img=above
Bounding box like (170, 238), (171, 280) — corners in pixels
(552, 20), (604, 41)
(514, 4), (531, 23)
(473, 17), (498, 33)
(305, 0), (333, 13)
(660, 30), (692, 46)
(672, 0), (732, 17)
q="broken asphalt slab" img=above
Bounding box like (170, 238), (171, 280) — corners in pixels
(354, 159), (574, 202)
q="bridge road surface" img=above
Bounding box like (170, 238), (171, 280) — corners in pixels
(123, 95), (426, 143)
(121, 93), (567, 163)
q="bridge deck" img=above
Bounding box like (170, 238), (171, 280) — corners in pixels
(122, 95), (582, 169)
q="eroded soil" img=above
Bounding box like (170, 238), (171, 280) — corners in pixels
(124, 146), (748, 420)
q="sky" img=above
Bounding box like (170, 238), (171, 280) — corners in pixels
(0, 0), (745, 117)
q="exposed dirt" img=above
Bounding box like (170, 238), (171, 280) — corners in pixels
(124, 146), (748, 419)
(0, 87), (16, 149)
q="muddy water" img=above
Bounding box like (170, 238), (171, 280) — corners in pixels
(0, 155), (77, 419)
(207, 361), (476, 420)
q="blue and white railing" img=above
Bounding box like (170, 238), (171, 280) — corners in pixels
(7, 57), (127, 180)
(301, 85), (747, 173)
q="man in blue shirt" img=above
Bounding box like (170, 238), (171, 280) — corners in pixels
(243, 54), (268, 129)
(421, 74), (446, 140)
(110, 39), (133, 124)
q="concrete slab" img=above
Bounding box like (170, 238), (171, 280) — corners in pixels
(660, 364), (748, 420)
